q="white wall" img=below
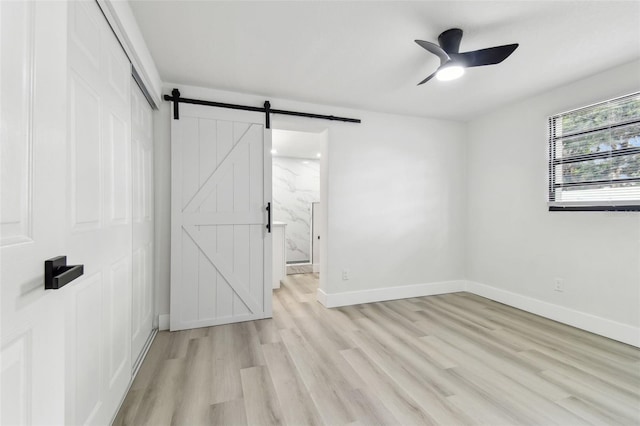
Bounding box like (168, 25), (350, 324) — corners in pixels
(272, 157), (320, 263)
(467, 60), (640, 332)
(327, 109), (467, 294)
(154, 83), (467, 315)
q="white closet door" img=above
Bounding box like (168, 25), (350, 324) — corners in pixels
(1, 2), (68, 424)
(66, 1), (132, 424)
(131, 81), (154, 368)
(170, 103), (272, 331)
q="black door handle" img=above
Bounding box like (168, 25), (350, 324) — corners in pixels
(45, 256), (84, 290)
(266, 202), (271, 233)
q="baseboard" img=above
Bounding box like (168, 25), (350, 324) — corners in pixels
(317, 280), (466, 308)
(161, 280), (638, 346)
(312, 263), (320, 273)
(466, 281), (640, 348)
(158, 314), (170, 331)
(316, 288), (328, 306)
(314, 278), (638, 347)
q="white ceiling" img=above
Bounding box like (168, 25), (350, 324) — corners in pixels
(130, 1), (640, 121)
(272, 129), (322, 159)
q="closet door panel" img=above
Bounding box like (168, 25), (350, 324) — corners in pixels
(1, 3), (68, 424)
(67, 1), (132, 424)
(131, 80), (154, 368)
(3, 1), (143, 424)
(69, 75), (102, 230)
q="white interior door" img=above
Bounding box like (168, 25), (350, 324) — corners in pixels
(131, 80), (154, 369)
(66, 1), (133, 424)
(1, 2), (68, 424)
(170, 103), (272, 331)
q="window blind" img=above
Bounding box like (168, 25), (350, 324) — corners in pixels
(548, 92), (640, 210)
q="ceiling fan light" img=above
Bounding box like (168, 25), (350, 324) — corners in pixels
(436, 65), (465, 81)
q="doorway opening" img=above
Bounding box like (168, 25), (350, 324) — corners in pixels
(271, 128), (326, 288)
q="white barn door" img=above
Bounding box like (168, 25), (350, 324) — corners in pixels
(170, 103), (272, 331)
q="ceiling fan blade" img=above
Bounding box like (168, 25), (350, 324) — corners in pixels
(415, 40), (449, 64)
(438, 28), (463, 54)
(456, 43), (519, 67)
(417, 70), (438, 85)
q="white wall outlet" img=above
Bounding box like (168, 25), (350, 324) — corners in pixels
(342, 269), (350, 280)
(554, 278), (564, 292)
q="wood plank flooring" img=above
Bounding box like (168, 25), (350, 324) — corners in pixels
(286, 264), (314, 275)
(114, 274), (640, 425)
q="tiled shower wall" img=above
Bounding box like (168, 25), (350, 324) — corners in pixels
(272, 157), (320, 263)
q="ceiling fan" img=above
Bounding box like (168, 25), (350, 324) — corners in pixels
(415, 28), (519, 85)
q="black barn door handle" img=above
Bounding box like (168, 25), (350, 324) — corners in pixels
(266, 202), (271, 233)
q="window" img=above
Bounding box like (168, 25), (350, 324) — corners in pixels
(548, 92), (640, 211)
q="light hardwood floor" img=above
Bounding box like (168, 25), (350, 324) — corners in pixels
(287, 264), (314, 275)
(114, 274), (640, 425)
